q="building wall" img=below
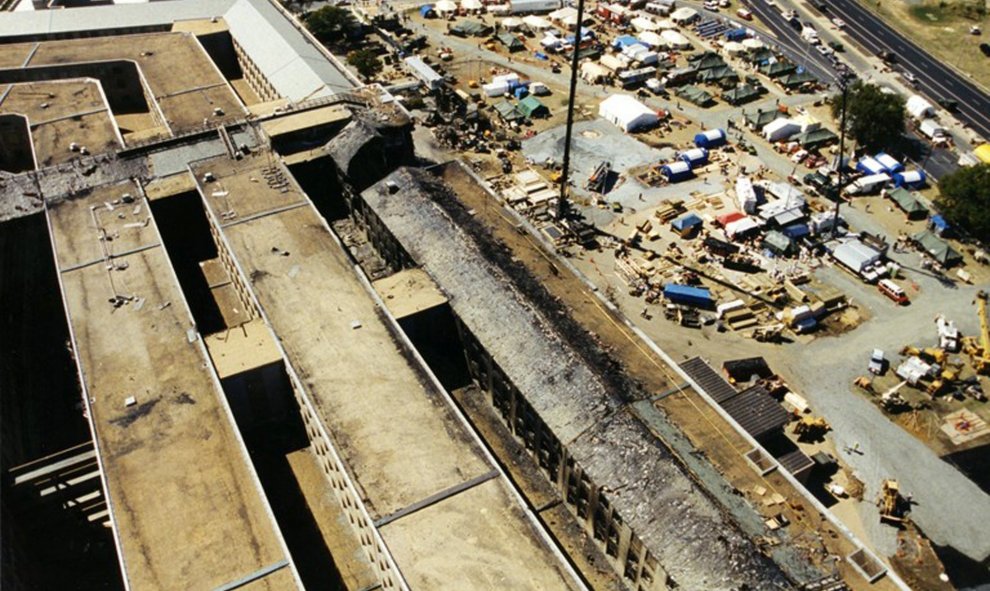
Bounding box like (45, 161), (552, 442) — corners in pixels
(231, 37), (278, 103)
(0, 114), (35, 173)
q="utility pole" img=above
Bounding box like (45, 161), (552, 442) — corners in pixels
(556, 0), (588, 221)
(830, 79), (849, 240)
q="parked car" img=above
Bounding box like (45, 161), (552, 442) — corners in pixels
(736, 8), (753, 19)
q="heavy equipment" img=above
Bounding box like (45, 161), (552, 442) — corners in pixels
(900, 345), (946, 365)
(961, 291), (990, 374)
(925, 362), (961, 397)
(876, 479), (907, 524)
(793, 416), (830, 441)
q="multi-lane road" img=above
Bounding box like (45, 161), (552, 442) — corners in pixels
(739, 0), (843, 85)
(814, 0), (990, 139)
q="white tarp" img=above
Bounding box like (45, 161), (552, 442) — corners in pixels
(522, 14), (552, 28)
(723, 41), (746, 54)
(637, 31), (664, 47)
(461, 0), (483, 9)
(600, 54), (627, 72)
(435, 0), (457, 13)
(581, 61), (610, 82)
(502, 16), (523, 28)
(631, 16), (660, 31)
(741, 37), (765, 49)
(599, 94), (658, 132)
(919, 118), (946, 138)
(670, 6), (697, 23)
(725, 216), (761, 240)
(655, 18), (678, 29)
(906, 95), (935, 120)
(660, 29), (689, 48)
(763, 118), (800, 141)
(832, 239), (881, 273)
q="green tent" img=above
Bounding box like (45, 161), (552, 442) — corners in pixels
(762, 230), (794, 256)
(747, 47), (775, 63)
(722, 84), (761, 105)
(887, 187), (928, 219)
(759, 60), (797, 78)
(497, 32), (524, 51)
(745, 109), (779, 129)
(691, 53), (727, 71)
(912, 229), (962, 266)
(675, 85), (714, 106)
(795, 127), (837, 150)
(493, 100), (524, 123)
(698, 65), (737, 83)
(779, 70), (817, 88)
(518, 95), (549, 118)
(450, 20), (491, 37)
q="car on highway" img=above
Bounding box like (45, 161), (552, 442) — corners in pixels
(937, 97), (959, 112)
(829, 41), (844, 52)
(902, 71), (918, 86)
(831, 17), (845, 28)
(816, 44), (833, 56)
(736, 8), (753, 19)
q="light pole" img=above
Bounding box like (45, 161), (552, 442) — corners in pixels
(830, 79), (849, 240)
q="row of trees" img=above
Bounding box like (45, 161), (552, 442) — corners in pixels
(305, 6), (382, 79)
(830, 82), (988, 239)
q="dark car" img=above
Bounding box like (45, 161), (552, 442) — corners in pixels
(937, 97), (959, 112)
(981, 43), (990, 57)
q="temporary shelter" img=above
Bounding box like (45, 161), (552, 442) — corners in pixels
(435, 0), (457, 13)
(581, 61), (610, 82)
(723, 41), (746, 55)
(600, 54), (626, 72)
(912, 230), (962, 266)
(655, 18), (678, 29)
(497, 32), (525, 51)
(906, 95), (935, 120)
(794, 127), (837, 150)
(518, 95), (549, 117)
(419, 4), (436, 17)
(599, 94), (658, 131)
(661, 160), (693, 181)
(856, 156), (886, 175)
(763, 118), (800, 141)
(672, 213), (703, 236)
(661, 29), (690, 48)
(691, 129), (725, 150)
(638, 31), (664, 47)
(632, 16), (660, 31)
(885, 187), (927, 218)
(832, 239), (884, 280)
(875, 153), (903, 174)
(613, 34), (640, 48)
(893, 170), (926, 189)
(502, 16), (523, 28)
(741, 37), (765, 50)
(522, 14), (552, 29)
(679, 147), (709, 165)
(461, 0), (483, 10)
(670, 6), (699, 24)
(721, 84), (761, 105)
(675, 85), (713, 106)
(725, 216), (762, 240)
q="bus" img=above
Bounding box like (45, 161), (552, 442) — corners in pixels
(878, 279), (909, 305)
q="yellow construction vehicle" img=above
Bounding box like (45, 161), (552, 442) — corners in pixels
(793, 416), (830, 441)
(900, 345), (946, 365)
(876, 479), (907, 524)
(925, 363), (962, 397)
(961, 291), (990, 374)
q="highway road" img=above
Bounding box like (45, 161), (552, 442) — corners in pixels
(738, 0), (842, 86)
(815, 0), (990, 139)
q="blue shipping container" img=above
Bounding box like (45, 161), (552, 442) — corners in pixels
(663, 284), (713, 308)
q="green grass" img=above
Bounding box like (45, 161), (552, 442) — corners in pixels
(907, 0), (986, 24)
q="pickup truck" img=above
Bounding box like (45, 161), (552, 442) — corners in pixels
(868, 349), (886, 375)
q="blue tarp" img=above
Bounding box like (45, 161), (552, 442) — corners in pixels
(419, 4), (434, 16)
(782, 223), (811, 239)
(664, 284), (714, 308)
(724, 27), (747, 41)
(930, 214), (951, 236)
(614, 35), (639, 48)
(672, 213), (703, 232)
(893, 170), (926, 188)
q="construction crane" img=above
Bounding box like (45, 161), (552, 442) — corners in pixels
(962, 291), (990, 374)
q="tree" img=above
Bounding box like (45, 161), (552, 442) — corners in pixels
(830, 81), (905, 152)
(347, 49), (382, 80)
(305, 6), (356, 44)
(935, 163), (990, 239)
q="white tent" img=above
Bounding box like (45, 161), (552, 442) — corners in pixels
(725, 217), (762, 240)
(655, 18), (677, 29)
(637, 31), (664, 47)
(660, 29), (690, 49)
(461, 0), (483, 10)
(581, 61), (610, 83)
(549, 5), (583, 26)
(502, 16), (523, 28)
(435, 0), (458, 14)
(723, 41), (746, 55)
(763, 118), (800, 141)
(741, 37), (765, 50)
(522, 14), (552, 29)
(631, 16), (660, 31)
(600, 54), (627, 72)
(906, 95), (935, 120)
(670, 6), (698, 24)
(919, 118), (946, 139)
(599, 94), (658, 132)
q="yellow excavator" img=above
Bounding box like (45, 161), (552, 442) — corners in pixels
(962, 291), (990, 374)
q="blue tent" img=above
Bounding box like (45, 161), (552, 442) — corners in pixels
(781, 223), (810, 239)
(419, 4), (434, 17)
(672, 213), (703, 235)
(613, 35), (639, 48)
(930, 214), (951, 236)
(679, 147), (709, 166)
(661, 160), (693, 182)
(694, 128), (727, 148)
(724, 27), (747, 41)
(893, 169), (926, 188)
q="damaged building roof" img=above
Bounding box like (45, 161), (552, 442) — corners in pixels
(360, 166), (794, 590)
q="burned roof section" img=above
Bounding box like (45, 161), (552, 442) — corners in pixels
(360, 166), (795, 589)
